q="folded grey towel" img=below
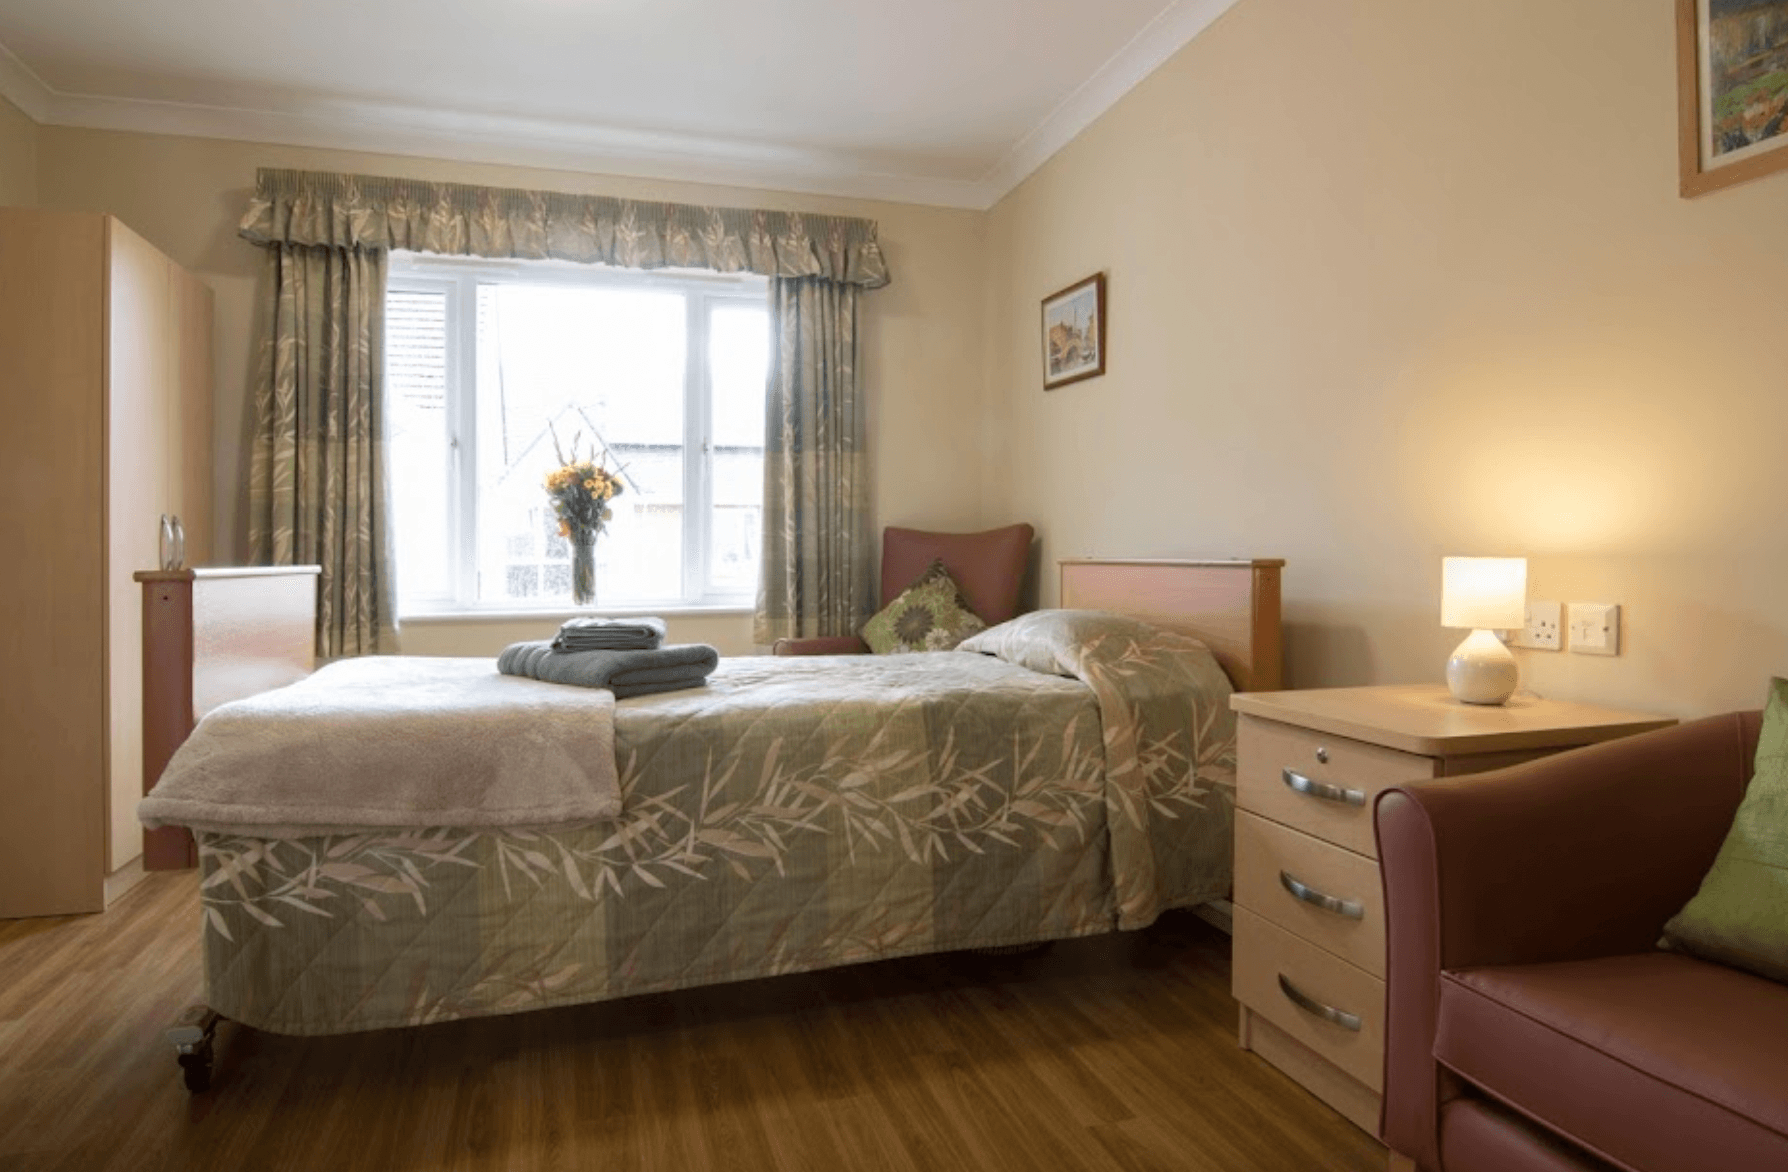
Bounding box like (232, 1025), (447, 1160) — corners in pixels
(551, 616), (668, 652)
(498, 640), (719, 698)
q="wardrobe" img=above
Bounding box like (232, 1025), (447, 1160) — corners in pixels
(0, 208), (214, 918)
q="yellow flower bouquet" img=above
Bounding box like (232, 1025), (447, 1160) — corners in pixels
(544, 427), (625, 605)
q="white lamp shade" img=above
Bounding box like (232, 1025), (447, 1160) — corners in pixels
(1441, 557), (1526, 630)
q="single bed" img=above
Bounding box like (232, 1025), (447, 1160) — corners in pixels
(153, 558), (1283, 1088)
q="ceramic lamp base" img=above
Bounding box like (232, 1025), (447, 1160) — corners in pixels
(1446, 628), (1518, 705)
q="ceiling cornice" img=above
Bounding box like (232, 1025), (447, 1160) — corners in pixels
(0, 0), (1241, 212)
(39, 89), (1000, 209)
(979, 0), (1242, 202)
(0, 37), (53, 122)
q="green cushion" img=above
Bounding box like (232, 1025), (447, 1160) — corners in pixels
(1661, 677), (1788, 984)
(860, 559), (986, 654)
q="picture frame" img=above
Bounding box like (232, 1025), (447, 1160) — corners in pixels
(1041, 273), (1106, 390)
(1677, 0), (1788, 196)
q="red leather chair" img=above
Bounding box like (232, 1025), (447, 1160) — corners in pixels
(772, 524), (1035, 655)
(1376, 713), (1788, 1172)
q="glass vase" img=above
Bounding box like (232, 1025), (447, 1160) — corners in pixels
(571, 530), (597, 606)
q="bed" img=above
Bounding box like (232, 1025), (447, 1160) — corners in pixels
(152, 557), (1283, 1089)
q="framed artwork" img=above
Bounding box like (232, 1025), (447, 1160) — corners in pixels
(1678, 0), (1788, 196)
(1041, 273), (1106, 390)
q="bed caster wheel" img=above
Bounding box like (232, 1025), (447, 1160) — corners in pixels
(168, 1005), (221, 1094)
(178, 1048), (213, 1093)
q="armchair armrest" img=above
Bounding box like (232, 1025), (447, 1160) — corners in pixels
(1380, 712), (1752, 971)
(772, 635), (870, 656)
(1376, 712), (1756, 1169)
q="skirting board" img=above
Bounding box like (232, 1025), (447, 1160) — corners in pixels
(1190, 898), (1234, 935)
(103, 855), (147, 907)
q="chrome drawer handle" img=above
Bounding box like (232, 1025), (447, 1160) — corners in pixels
(1278, 974), (1362, 1032)
(1281, 767), (1366, 807)
(1280, 870), (1366, 920)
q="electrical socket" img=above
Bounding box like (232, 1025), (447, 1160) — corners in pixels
(1568, 603), (1620, 656)
(1510, 600), (1562, 651)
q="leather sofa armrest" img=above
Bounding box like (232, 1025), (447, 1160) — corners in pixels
(1376, 712), (1755, 1170)
(1382, 712), (1752, 971)
(772, 635), (870, 656)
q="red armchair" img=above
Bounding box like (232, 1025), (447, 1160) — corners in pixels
(772, 524), (1035, 656)
(1376, 713), (1788, 1172)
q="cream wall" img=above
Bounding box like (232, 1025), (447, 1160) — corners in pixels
(24, 0), (1784, 704)
(35, 129), (987, 655)
(0, 96), (36, 206)
(984, 0), (1788, 718)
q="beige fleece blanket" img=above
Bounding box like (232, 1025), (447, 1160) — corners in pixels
(139, 656), (620, 838)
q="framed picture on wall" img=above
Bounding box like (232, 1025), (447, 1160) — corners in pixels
(1678, 0), (1788, 196)
(1041, 273), (1106, 390)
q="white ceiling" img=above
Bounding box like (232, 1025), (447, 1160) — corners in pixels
(0, 0), (1240, 208)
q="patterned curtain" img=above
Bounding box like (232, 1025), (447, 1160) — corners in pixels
(247, 243), (395, 659)
(241, 169), (890, 288)
(753, 277), (873, 643)
(239, 168), (890, 654)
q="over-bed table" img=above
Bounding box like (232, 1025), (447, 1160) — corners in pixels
(153, 558), (1283, 1090)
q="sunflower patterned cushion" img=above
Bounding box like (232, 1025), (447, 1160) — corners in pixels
(860, 559), (988, 654)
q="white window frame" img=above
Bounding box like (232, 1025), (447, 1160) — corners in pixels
(387, 252), (770, 615)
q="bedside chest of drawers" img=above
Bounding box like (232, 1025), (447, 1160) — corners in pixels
(1226, 684), (1673, 1135)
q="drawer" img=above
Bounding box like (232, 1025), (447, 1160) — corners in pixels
(1234, 811), (1385, 977)
(1236, 716), (1437, 856)
(1232, 905), (1384, 1092)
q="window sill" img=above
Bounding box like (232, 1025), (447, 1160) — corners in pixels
(399, 604), (754, 625)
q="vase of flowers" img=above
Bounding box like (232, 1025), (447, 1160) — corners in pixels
(543, 428), (624, 606)
(569, 528), (599, 607)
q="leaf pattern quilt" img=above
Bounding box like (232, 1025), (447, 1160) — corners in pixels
(194, 616), (1236, 1035)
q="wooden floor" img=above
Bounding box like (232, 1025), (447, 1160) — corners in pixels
(0, 873), (1385, 1172)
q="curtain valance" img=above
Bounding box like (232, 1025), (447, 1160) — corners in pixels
(238, 168), (890, 288)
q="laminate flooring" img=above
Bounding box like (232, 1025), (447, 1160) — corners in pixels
(0, 872), (1385, 1172)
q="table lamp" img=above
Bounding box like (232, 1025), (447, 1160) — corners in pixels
(1441, 556), (1526, 705)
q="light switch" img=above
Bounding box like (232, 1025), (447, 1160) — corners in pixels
(1567, 603), (1620, 656)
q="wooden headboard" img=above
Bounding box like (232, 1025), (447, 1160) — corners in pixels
(1058, 558), (1284, 692)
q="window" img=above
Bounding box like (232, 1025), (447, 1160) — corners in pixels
(385, 256), (770, 611)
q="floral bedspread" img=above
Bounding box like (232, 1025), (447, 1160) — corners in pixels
(195, 613), (1236, 1035)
